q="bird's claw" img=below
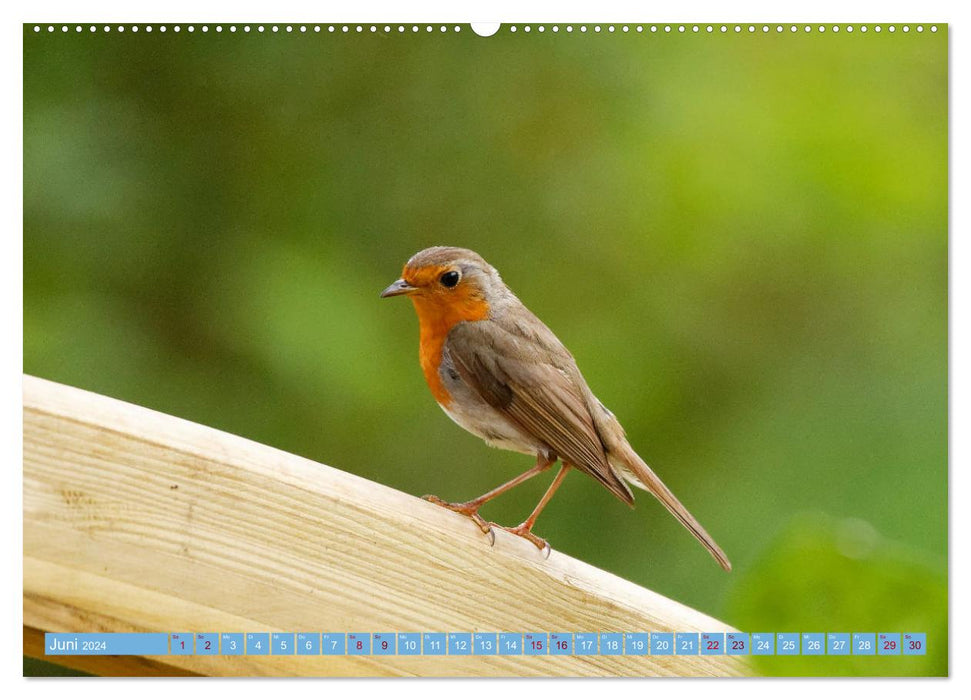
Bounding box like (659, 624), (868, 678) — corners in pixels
(423, 494), (495, 544)
(422, 495), (551, 555)
(487, 522), (552, 558)
(422, 494), (478, 516)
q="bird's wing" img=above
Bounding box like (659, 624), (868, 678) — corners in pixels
(446, 318), (634, 505)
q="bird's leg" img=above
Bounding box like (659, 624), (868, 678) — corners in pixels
(492, 463), (571, 557)
(423, 455), (555, 538)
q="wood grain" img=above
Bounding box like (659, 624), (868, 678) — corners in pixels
(22, 374), (751, 677)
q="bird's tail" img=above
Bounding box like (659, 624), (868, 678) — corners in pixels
(610, 442), (732, 572)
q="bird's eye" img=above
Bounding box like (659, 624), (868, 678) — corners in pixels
(440, 270), (460, 288)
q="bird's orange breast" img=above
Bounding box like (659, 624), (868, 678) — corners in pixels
(411, 290), (490, 407)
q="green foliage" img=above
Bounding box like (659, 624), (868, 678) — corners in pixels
(728, 513), (947, 676)
(23, 657), (92, 677)
(24, 26), (947, 677)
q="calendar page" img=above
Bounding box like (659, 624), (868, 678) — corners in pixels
(22, 16), (947, 680)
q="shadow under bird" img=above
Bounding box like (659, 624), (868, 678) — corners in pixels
(381, 246), (731, 571)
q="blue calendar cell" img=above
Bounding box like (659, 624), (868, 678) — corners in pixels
(221, 633), (244, 655)
(372, 633), (395, 655)
(776, 633), (799, 656)
(499, 633), (522, 655)
(652, 632), (674, 655)
(170, 633), (193, 655)
(600, 633), (623, 655)
(574, 633), (598, 655)
(44, 633), (170, 656)
(448, 633), (472, 655)
(625, 633), (649, 655)
(524, 633), (548, 655)
(903, 633), (926, 656)
(195, 633), (218, 655)
(701, 633), (724, 655)
(296, 633), (319, 655)
(473, 633), (497, 655)
(802, 633), (825, 656)
(246, 633), (269, 655)
(272, 633), (294, 655)
(878, 633), (901, 655)
(397, 633), (421, 655)
(827, 633), (850, 655)
(751, 633), (774, 655)
(676, 632), (699, 655)
(853, 633), (875, 655)
(550, 633), (573, 655)
(423, 633), (446, 655)
(726, 632), (748, 655)
(347, 633), (370, 655)
(321, 633), (345, 655)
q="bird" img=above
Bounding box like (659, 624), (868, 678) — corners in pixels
(380, 246), (731, 571)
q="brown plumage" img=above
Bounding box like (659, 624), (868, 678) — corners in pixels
(381, 246), (731, 571)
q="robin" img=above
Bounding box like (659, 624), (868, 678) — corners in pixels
(381, 246), (731, 570)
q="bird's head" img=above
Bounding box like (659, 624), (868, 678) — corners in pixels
(380, 246), (502, 324)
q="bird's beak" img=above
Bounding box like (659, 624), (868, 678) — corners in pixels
(380, 278), (418, 298)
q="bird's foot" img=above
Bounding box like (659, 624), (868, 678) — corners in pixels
(422, 494), (494, 541)
(487, 522), (552, 559)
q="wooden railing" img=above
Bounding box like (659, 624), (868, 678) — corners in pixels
(22, 375), (750, 676)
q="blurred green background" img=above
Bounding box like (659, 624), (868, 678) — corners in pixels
(23, 24), (947, 676)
